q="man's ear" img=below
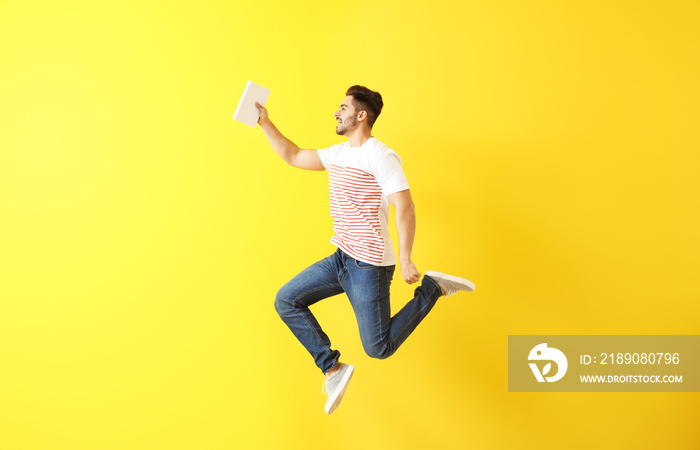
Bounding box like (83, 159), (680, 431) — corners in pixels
(357, 110), (368, 122)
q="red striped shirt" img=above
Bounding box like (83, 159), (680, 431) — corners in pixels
(328, 164), (385, 264)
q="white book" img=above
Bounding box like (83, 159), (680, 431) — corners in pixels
(232, 80), (270, 127)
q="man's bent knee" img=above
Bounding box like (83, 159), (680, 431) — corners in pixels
(363, 343), (393, 360)
(274, 288), (294, 317)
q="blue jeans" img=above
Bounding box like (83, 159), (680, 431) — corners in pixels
(275, 248), (443, 373)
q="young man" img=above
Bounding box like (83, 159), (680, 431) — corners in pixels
(255, 85), (475, 414)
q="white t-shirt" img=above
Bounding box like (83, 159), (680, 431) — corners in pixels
(317, 137), (410, 266)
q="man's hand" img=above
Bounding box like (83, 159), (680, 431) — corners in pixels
(255, 102), (269, 125)
(400, 258), (421, 284)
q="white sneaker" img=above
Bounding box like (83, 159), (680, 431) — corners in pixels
(425, 271), (476, 297)
(322, 363), (354, 414)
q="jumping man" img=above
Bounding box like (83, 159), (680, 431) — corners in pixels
(255, 85), (475, 414)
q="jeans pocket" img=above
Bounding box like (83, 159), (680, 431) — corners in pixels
(354, 259), (377, 269)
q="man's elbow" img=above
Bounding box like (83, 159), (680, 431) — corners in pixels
(398, 201), (415, 215)
(283, 146), (300, 167)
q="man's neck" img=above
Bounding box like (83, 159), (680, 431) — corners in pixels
(346, 127), (373, 148)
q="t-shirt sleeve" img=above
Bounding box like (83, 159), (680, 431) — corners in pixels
(375, 152), (410, 196)
(317, 145), (337, 170)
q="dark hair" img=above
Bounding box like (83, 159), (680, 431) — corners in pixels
(346, 85), (383, 127)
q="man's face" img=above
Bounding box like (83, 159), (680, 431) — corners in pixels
(334, 96), (359, 136)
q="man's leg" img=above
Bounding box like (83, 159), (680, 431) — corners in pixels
(274, 251), (345, 374)
(342, 256), (444, 360)
(276, 250), (359, 414)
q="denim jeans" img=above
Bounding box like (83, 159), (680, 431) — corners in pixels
(275, 248), (443, 373)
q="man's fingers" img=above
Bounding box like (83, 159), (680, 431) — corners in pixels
(413, 269), (421, 282)
(255, 103), (268, 124)
(405, 271), (421, 284)
(401, 261), (421, 284)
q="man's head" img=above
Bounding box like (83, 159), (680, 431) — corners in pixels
(334, 85), (383, 136)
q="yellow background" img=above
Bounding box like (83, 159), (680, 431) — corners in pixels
(1, 0), (698, 449)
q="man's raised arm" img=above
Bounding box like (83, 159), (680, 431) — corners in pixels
(255, 102), (325, 171)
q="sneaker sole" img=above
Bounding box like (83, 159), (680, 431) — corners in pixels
(425, 271), (476, 292)
(325, 365), (354, 414)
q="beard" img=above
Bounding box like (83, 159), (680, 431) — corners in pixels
(335, 113), (358, 136)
